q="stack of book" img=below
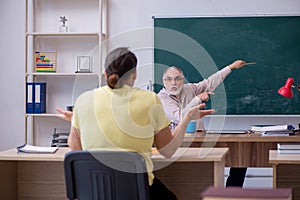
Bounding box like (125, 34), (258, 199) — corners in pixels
(51, 128), (69, 147)
(277, 143), (300, 154)
(250, 124), (295, 136)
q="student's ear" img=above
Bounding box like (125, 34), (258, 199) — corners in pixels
(103, 71), (108, 78)
(132, 70), (137, 81)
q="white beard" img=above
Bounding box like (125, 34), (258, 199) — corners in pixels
(168, 85), (183, 96)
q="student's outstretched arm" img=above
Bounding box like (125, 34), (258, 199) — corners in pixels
(154, 103), (215, 158)
(56, 107), (73, 122)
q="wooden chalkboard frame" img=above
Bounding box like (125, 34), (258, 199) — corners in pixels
(153, 16), (300, 115)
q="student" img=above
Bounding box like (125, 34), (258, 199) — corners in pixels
(63, 47), (215, 199)
(157, 61), (247, 187)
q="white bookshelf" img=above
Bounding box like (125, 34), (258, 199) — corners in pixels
(25, 0), (107, 145)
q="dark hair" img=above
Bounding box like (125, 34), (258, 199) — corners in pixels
(105, 47), (137, 89)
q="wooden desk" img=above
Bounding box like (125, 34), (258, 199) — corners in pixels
(269, 150), (300, 200)
(0, 147), (228, 200)
(182, 132), (300, 167)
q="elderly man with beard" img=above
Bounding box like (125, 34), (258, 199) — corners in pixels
(157, 60), (247, 188)
(157, 60), (246, 131)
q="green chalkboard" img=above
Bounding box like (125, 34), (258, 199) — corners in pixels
(153, 16), (300, 115)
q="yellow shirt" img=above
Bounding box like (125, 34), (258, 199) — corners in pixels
(72, 85), (170, 185)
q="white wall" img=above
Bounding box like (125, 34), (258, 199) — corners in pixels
(1, 0), (300, 150)
(0, 0), (26, 150)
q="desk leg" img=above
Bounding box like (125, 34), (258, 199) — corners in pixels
(0, 161), (17, 200)
(214, 159), (225, 187)
(272, 164), (277, 188)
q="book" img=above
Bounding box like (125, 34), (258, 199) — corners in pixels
(277, 142), (300, 154)
(26, 82), (34, 113)
(261, 130), (294, 136)
(277, 143), (300, 150)
(17, 144), (58, 153)
(201, 186), (292, 200)
(26, 82), (47, 114)
(277, 149), (300, 154)
(251, 124), (294, 132)
(34, 82), (47, 113)
(250, 124), (275, 132)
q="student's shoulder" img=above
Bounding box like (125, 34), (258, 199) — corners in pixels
(136, 88), (157, 96)
(76, 88), (97, 100)
(134, 88), (161, 101)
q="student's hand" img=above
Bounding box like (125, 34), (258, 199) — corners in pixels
(197, 92), (214, 102)
(187, 103), (215, 120)
(228, 60), (246, 70)
(56, 107), (73, 122)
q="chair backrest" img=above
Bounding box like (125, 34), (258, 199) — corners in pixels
(64, 150), (150, 200)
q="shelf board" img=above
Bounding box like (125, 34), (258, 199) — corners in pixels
(26, 72), (99, 76)
(25, 113), (62, 117)
(27, 32), (100, 37)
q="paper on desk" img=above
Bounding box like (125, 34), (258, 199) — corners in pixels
(17, 144), (58, 153)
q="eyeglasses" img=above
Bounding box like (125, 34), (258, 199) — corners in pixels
(163, 76), (184, 82)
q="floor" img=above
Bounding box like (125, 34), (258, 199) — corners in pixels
(224, 167), (273, 188)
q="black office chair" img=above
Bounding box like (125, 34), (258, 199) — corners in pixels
(64, 150), (150, 200)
